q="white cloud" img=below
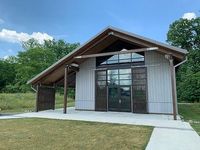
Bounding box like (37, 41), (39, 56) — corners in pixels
(0, 29), (53, 44)
(0, 18), (4, 24)
(182, 12), (196, 20)
(3, 55), (9, 59)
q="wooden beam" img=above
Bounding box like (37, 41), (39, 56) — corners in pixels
(169, 57), (177, 120)
(63, 66), (68, 114)
(74, 47), (158, 59)
(35, 84), (39, 112)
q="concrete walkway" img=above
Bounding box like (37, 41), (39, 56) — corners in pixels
(1, 107), (200, 150)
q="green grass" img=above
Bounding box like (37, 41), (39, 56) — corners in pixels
(178, 103), (200, 135)
(0, 118), (153, 150)
(0, 93), (74, 113)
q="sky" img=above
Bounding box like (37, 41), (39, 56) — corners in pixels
(0, 0), (199, 59)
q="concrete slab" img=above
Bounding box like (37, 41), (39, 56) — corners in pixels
(14, 107), (191, 129)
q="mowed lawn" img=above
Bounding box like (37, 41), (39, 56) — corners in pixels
(178, 103), (200, 135)
(0, 118), (153, 150)
(0, 93), (74, 113)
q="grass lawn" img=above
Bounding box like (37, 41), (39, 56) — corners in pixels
(0, 93), (74, 113)
(0, 118), (153, 150)
(178, 103), (200, 135)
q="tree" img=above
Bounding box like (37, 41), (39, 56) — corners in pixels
(12, 39), (80, 92)
(16, 47), (56, 92)
(0, 57), (17, 91)
(44, 39), (80, 60)
(167, 18), (200, 102)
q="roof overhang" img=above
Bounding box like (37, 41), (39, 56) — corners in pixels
(27, 26), (188, 85)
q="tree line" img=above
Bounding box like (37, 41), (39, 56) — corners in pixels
(0, 18), (199, 102)
(0, 39), (80, 92)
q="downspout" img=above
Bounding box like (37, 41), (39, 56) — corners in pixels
(165, 55), (187, 120)
(173, 56), (188, 116)
(31, 84), (39, 112)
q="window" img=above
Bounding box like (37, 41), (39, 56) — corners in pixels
(98, 51), (144, 66)
(107, 69), (132, 86)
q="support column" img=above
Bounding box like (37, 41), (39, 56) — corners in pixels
(169, 57), (177, 120)
(63, 65), (68, 114)
(36, 84), (39, 112)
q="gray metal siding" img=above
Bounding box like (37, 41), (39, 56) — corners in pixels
(145, 51), (173, 114)
(75, 58), (96, 110)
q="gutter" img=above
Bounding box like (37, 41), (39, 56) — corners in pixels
(174, 56), (188, 68)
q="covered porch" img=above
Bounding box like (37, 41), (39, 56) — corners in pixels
(15, 107), (186, 129)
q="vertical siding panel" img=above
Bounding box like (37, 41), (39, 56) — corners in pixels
(75, 58), (96, 110)
(145, 51), (173, 114)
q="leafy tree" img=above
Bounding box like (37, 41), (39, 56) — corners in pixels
(44, 39), (80, 60)
(14, 39), (80, 92)
(167, 18), (200, 102)
(16, 47), (56, 92)
(0, 57), (17, 91)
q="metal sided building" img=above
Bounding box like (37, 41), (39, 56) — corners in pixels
(27, 27), (188, 120)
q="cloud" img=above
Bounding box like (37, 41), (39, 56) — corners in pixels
(3, 55), (9, 59)
(182, 12), (196, 20)
(0, 18), (4, 24)
(0, 29), (53, 44)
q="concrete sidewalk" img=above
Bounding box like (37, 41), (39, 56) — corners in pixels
(1, 107), (200, 150)
(146, 127), (200, 150)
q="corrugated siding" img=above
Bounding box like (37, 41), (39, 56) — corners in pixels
(145, 51), (173, 114)
(75, 58), (96, 110)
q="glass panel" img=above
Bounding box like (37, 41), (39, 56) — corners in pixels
(119, 53), (131, 63)
(108, 87), (119, 111)
(132, 79), (146, 85)
(108, 69), (118, 75)
(133, 73), (146, 79)
(97, 81), (106, 86)
(119, 69), (131, 74)
(132, 53), (144, 62)
(132, 68), (146, 74)
(97, 71), (106, 76)
(107, 59), (118, 64)
(108, 79), (119, 85)
(120, 80), (131, 85)
(107, 74), (118, 81)
(97, 75), (106, 80)
(119, 74), (131, 80)
(132, 58), (144, 62)
(120, 87), (131, 97)
(106, 55), (118, 64)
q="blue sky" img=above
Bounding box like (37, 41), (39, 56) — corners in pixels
(0, 0), (199, 58)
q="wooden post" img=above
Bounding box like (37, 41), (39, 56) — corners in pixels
(36, 84), (39, 112)
(63, 66), (68, 114)
(169, 57), (177, 120)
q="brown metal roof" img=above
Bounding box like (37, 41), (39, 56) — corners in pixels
(27, 26), (188, 85)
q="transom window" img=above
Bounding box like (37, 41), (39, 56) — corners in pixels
(98, 51), (144, 66)
(96, 69), (132, 86)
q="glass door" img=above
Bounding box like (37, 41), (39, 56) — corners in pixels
(120, 86), (131, 112)
(108, 86), (119, 111)
(108, 68), (131, 112)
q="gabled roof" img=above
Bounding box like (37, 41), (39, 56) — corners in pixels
(27, 26), (188, 85)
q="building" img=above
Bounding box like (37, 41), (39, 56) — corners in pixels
(27, 27), (188, 120)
